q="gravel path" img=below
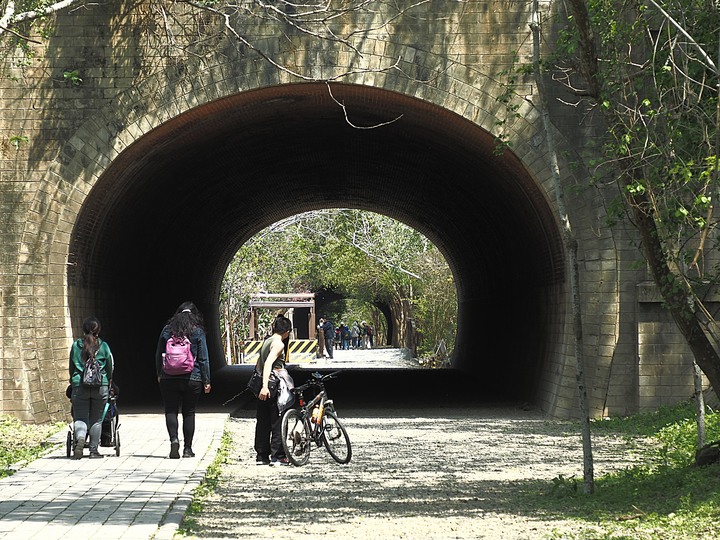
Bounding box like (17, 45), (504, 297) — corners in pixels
(181, 406), (646, 539)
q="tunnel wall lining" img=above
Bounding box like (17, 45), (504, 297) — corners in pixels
(0, 1), (694, 422)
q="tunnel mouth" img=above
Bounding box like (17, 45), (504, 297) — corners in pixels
(220, 209), (459, 366)
(67, 82), (564, 409)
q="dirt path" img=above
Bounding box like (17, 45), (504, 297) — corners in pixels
(182, 406), (645, 539)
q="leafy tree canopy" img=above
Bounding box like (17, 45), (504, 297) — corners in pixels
(221, 209), (456, 358)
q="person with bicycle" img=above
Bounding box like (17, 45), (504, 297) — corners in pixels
(254, 315), (293, 466)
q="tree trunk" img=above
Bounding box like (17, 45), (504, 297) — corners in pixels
(388, 293), (414, 350)
(566, 0), (720, 401)
(532, 0), (594, 494)
(694, 361), (707, 448)
(627, 186), (720, 394)
(224, 302), (233, 363)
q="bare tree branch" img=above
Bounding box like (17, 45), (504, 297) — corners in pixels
(1, 0), (104, 41)
(325, 81), (403, 129)
(182, 0), (404, 83)
(646, 0), (718, 75)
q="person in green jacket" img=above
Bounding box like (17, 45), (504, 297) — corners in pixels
(69, 316), (114, 459)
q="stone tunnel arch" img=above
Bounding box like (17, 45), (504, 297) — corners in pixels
(65, 82), (566, 407)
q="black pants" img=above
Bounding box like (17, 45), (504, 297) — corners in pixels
(254, 397), (285, 460)
(324, 337), (334, 358)
(159, 378), (202, 449)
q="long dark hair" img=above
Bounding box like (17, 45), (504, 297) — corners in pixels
(82, 316), (101, 361)
(167, 301), (204, 337)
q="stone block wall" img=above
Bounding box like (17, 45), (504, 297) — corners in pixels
(0, 0), (712, 422)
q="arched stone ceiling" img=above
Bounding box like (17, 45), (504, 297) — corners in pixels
(68, 83), (564, 406)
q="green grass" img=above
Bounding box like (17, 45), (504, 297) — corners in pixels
(176, 423), (234, 536)
(0, 414), (64, 478)
(517, 401), (720, 539)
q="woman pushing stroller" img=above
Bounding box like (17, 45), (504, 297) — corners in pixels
(68, 316), (114, 459)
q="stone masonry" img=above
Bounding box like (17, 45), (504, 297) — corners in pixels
(0, 0), (712, 422)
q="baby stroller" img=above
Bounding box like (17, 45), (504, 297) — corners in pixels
(66, 382), (121, 457)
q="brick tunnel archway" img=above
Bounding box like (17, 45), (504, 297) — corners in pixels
(68, 83), (564, 407)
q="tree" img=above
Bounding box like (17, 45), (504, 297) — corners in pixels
(530, 0), (595, 495)
(220, 209), (457, 362)
(558, 0), (720, 395)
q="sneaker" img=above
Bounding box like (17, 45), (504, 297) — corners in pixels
(255, 454), (270, 465)
(183, 448), (195, 458)
(270, 457), (290, 466)
(170, 439), (180, 459)
(88, 449), (103, 459)
(73, 438), (84, 460)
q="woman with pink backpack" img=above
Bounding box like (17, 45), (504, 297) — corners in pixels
(155, 301), (211, 458)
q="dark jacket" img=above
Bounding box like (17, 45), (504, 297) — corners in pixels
(321, 320), (335, 339)
(69, 338), (114, 387)
(155, 325), (211, 384)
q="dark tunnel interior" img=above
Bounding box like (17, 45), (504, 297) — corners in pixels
(67, 83), (565, 410)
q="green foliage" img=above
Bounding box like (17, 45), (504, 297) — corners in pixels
(9, 135), (29, 149)
(591, 400), (701, 436)
(655, 412), (720, 468)
(554, 1), (720, 384)
(0, 414), (63, 478)
(578, 0), (720, 266)
(493, 51), (531, 154)
(178, 425), (233, 534)
(62, 69), (82, 86)
(517, 402), (720, 538)
(220, 210), (457, 359)
(593, 399), (720, 467)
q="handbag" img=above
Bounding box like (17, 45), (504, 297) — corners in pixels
(247, 370), (279, 398)
(276, 369), (296, 413)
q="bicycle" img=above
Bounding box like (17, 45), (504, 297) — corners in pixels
(280, 371), (352, 466)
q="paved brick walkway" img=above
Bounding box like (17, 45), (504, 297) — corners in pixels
(0, 413), (226, 539)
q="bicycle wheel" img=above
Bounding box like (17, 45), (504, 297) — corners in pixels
(281, 408), (311, 466)
(322, 411), (351, 464)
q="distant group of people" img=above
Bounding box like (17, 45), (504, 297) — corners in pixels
(317, 317), (374, 356)
(68, 301), (211, 460)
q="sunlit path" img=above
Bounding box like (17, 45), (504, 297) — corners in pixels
(289, 346), (420, 370)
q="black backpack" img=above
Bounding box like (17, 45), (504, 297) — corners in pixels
(82, 354), (102, 387)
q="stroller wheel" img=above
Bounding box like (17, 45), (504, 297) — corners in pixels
(66, 430), (73, 458)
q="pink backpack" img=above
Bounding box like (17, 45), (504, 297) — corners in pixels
(162, 335), (195, 375)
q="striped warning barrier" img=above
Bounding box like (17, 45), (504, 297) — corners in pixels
(287, 339), (318, 363)
(242, 341), (264, 365)
(242, 339), (318, 365)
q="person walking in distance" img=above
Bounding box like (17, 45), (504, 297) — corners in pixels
(69, 316), (114, 459)
(351, 321), (360, 349)
(254, 315), (293, 465)
(321, 316), (335, 359)
(340, 322), (351, 350)
(156, 301), (211, 459)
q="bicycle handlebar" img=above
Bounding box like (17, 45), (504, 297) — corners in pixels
(311, 370), (341, 381)
(294, 371), (342, 393)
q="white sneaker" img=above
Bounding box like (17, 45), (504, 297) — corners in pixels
(73, 438), (84, 459)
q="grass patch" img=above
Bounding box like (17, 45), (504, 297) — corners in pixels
(176, 422), (234, 536)
(0, 414), (64, 478)
(516, 401), (720, 539)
